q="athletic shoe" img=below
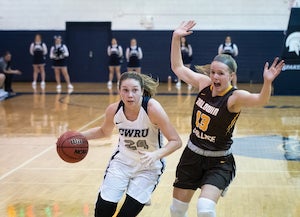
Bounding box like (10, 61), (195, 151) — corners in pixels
(41, 81), (46, 89)
(32, 81), (37, 89)
(175, 81), (181, 89)
(8, 92), (16, 96)
(68, 84), (74, 89)
(56, 84), (62, 93)
(187, 84), (192, 90)
(0, 89), (8, 101)
(68, 88), (73, 94)
(107, 81), (112, 89)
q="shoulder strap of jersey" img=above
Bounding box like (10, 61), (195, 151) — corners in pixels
(115, 100), (124, 114)
(142, 96), (150, 114)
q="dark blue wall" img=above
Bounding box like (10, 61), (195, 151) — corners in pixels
(0, 30), (285, 83)
(0, 30), (65, 82)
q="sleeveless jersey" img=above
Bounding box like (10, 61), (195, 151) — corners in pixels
(113, 97), (163, 162)
(222, 43), (235, 57)
(190, 85), (240, 151)
(31, 42), (47, 64)
(127, 46), (141, 67)
(51, 44), (69, 67)
(108, 45), (122, 66)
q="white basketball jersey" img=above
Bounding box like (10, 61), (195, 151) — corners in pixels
(113, 98), (163, 161)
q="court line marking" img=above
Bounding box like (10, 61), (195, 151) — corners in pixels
(0, 114), (105, 181)
(0, 145), (54, 181)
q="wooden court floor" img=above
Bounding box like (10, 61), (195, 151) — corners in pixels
(0, 82), (299, 217)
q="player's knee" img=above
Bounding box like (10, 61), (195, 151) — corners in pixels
(170, 198), (189, 217)
(94, 193), (117, 217)
(197, 198), (216, 217)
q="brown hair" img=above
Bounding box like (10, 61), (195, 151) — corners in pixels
(119, 71), (159, 97)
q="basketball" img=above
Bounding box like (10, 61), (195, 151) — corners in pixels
(56, 131), (89, 163)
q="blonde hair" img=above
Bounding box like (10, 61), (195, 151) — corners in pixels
(194, 64), (211, 76)
(119, 71), (159, 97)
(213, 54), (237, 73)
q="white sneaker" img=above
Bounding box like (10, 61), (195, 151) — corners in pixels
(41, 81), (46, 89)
(175, 81), (181, 88)
(107, 81), (112, 89)
(56, 84), (62, 93)
(68, 88), (73, 94)
(187, 84), (192, 90)
(32, 81), (37, 89)
(68, 84), (74, 89)
(0, 89), (8, 101)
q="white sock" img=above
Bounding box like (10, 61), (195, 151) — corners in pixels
(197, 197), (216, 217)
(170, 198), (189, 217)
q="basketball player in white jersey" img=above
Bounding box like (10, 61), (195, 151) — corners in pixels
(82, 71), (182, 216)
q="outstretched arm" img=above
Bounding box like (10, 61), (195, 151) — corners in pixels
(171, 21), (211, 89)
(229, 57), (285, 112)
(4, 68), (22, 75)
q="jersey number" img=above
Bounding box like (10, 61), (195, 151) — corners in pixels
(195, 111), (210, 132)
(125, 139), (149, 150)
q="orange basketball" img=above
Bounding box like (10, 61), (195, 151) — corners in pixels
(56, 131), (89, 163)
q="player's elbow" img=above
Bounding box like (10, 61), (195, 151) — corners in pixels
(100, 128), (112, 138)
(171, 64), (183, 76)
(174, 137), (183, 150)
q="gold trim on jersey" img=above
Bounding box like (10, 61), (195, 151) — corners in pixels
(210, 85), (233, 96)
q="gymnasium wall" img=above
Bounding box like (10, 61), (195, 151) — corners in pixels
(0, 0), (291, 83)
(0, 0), (290, 31)
(0, 29), (285, 83)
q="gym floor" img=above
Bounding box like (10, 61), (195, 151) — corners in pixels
(1, 82), (300, 217)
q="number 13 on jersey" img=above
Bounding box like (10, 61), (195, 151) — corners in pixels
(195, 111), (211, 132)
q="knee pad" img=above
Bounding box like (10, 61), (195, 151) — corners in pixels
(94, 193), (117, 217)
(170, 198), (189, 217)
(197, 198), (216, 217)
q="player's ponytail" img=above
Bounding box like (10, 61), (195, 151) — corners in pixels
(139, 73), (159, 97)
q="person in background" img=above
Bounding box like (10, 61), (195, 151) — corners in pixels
(29, 34), (48, 90)
(170, 20), (284, 217)
(0, 74), (8, 101)
(81, 71), (182, 217)
(218, 36), (238, 88)
(107, 38), (123, 89)
(50, 35), (73, 93)
(176, 36), (193, 89)
(126, 38), (143, 73)
(0, 51), (22, 98)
